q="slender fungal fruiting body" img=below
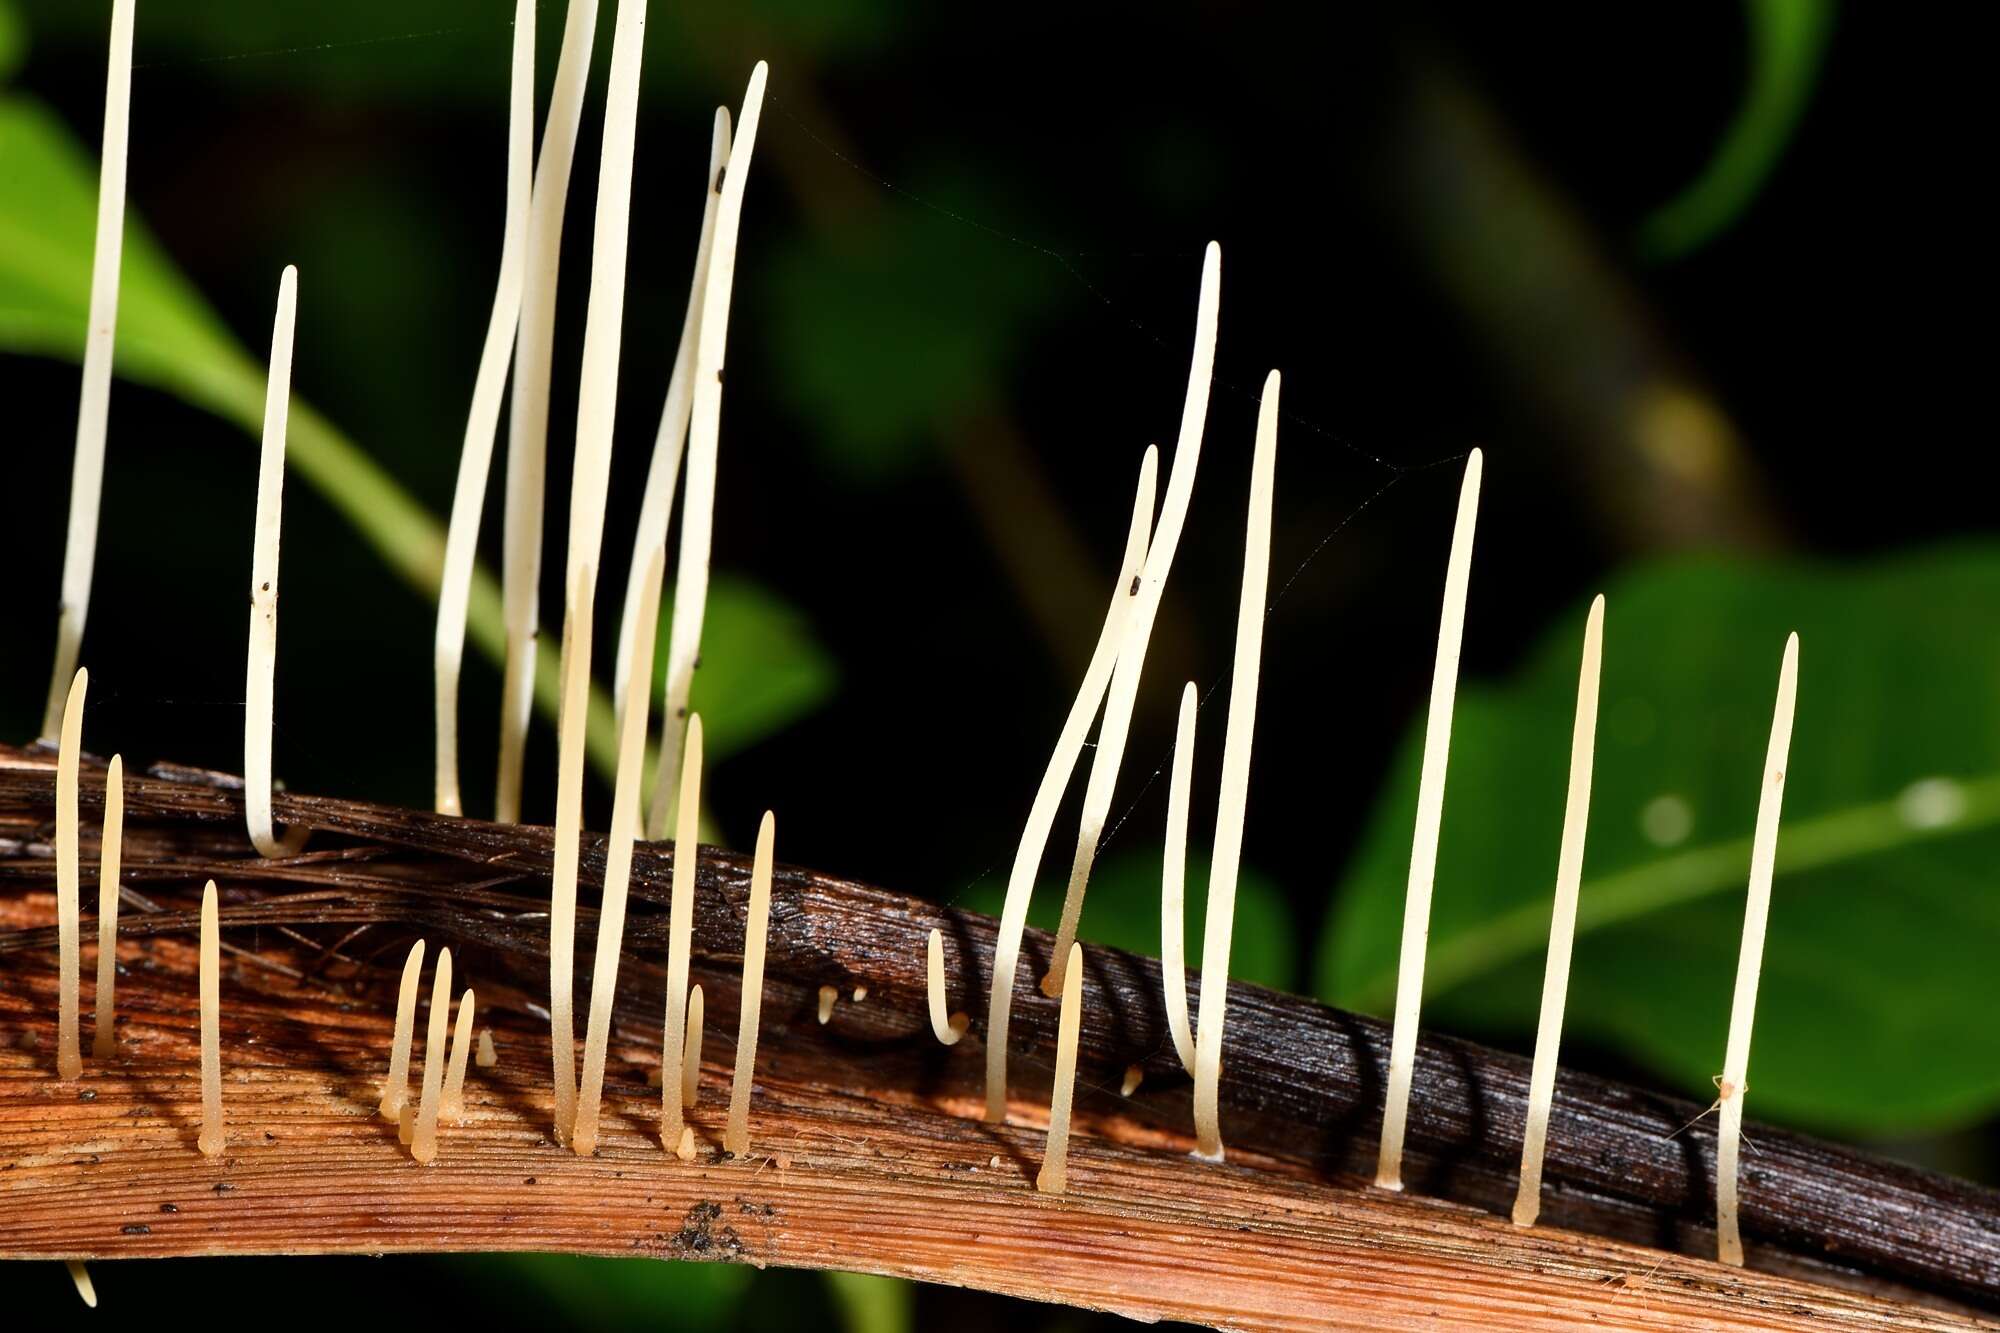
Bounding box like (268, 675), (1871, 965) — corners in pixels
(648, 62), (772, 838)
(1190, 369), (1279, 1164)
(1160, 681), (1198, 1075)
(574, 549), (666, 1155)
(378, 939), (427, 1121)
(662, 715), (704, 1148)
(55, 669), (87, 1080)
(432, 0), (535, 817)
(42, 0), (135, 743)
(817, 985), (837, 1024)
(93, 752), (123, 1060)
(442, 989), (476, 1122)
(546, 565), (595, 1144)
(984, 446), (1158, 1123)
(1717, 632), (1801, 1267)
(1513, 594), (1604, 1228)
(1036, 942), (1086, 1196)
(1376, 448), (1484, 1191)
(66, 1259), (98, 1309)
(411, 948), (453, 1164)
(682, 984), (704, 1109)
(925, 928), (967, 1046)
(476, 1028), (497, 1068)
(726, 811), (775, 1154)
(197, 880), (223, 1156)
(496, 0), (602, 825)
(245, 265), (308, 860)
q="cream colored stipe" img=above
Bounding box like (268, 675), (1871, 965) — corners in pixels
(497, 0), (602, 826)
(1035, 942), (1085, 1196)
(1190, 369), (1279, 1164)
(412, 948), (453, 1164)
(476, 1028), (497, 1068)
(1159, 681), (1198, 1076)
(442, 988), (476, 1122)
(1375, 447), (1483, 1191)
(983, 445), (1158, 1124)
(93, 753), (123, 1061)
(197, 881), (224, 1157)
(726, 811), (775, 1155)
(244, 265), (308, 860)
(42, 0), (135, 743)
(816, 985), (837, 1024)
(547, 563), (595, 1144)
(925, 929), (967, 1046)
(1717, 632), (1800, 1267)
(682, 984), (705, 1109)
(378, 939), (427, 1121)
(66, 1258), (98, 1308)
(573, 548), (666, 1156)
(55, 668), (86, 1081)
(661, 715), (704, 1149)
(433, 0), (535, 817)
(1513, 594), (1604, 1228)
(648, 61), (771, 839)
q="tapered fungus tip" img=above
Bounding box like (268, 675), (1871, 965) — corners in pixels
(66, 1258), (98, 1308)
(675, 1126), (697, 1162)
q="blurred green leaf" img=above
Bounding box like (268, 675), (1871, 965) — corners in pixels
(463, 1252), (751, 1331)
(0, 2), (25, 85)
(1319, 545), (2000, 1134)
(656, 574), (840, 761)
(1638, 0), (1836, 260)
(824, 1271), (914, 1333)
(964, 847), (1298, 994)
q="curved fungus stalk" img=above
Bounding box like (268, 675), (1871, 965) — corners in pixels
(726, 810), (776, 1154)
(442, 988), (476, 1122)
(66, 1259), (98, 1309)
(1159, 682), (1199, 1075)
(925, 928), (968, 1046)
(496, 0), (601, 824)
(411, 947), (453, 1164)
(196, 880), (223, 1157)
(42, 0), (134, 743)
(431, 0), (535, 818)
(377, 939), (427, 1122)
(55, 668), (86, 1081)
(1036, 942), (1086, 1196)
(1376, 446), (1483, 1191)
(92, 752), (123, 1061)
(546, 563), (596, 1144)
(662, 714), (704, 1148)
(681, 984), (704, 1109)
(1513, 593), (1605, 1228)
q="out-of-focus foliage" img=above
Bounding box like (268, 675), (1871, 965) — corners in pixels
(462, 1252), (754, 1332)
(1321, 547), (2000, 1134)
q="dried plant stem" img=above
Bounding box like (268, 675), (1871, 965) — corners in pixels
(196, 880), (222, 1156)
(91, 753), (122, 1061)
(726, 811), (776, 1153)
(412, 948), (453, 1164)
(1513, 594), (1604, 1228)
(442, 989), (475, 1121)
(546, 565), (595, 1144)
(55, 669), (86, 1081)
(662, 715), (704, 1147)
(1376, 447), (1483, 1190)
(1160, 682), (1198, 1074)
(377, 939), (426, 1121)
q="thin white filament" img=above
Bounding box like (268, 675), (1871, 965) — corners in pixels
(378, 939), (427, 1121)
(93, 752), (123, 1061)
(1045, 242), (1222, 995)
(647, 62), (771, 838)
(682, 984), (704, 1109)
(412, 947), (453, 1164)
(42, 0), (134, 743)
(547, 564), (595, 1144)
(1512, 593), (1604, 1228)
(1035, 942), (1085, 1196)
(1717, 631), (1800, 1267)
(197, 880), (223, 1157)
(1190, 368), (1279, 1164)
(726, 811), (775, 1154)
(983, 446), (1158, 1123)
(925, 928), (967, 1047)
(573, 548), (666, 1155)
(1375, 447), (1483, 1191)
(56, 668), (87, 1081)
(432, 0), (536, 817)
(245, 265), (308, 859)
(496, 0), (601, 825)
(66, 1259), (98, 1309)
(442, 988), (476, 1122)
(1160, 681), (1198, 1075)
(662, 714), (704, 1148)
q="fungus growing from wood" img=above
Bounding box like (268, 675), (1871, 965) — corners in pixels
(546, 564), (595, 1143)
(244, 264), (308, 860)
(1716, 631), (1800, 1267)
(92, 752), (123, 1061)
(1513, 594), (1604, 1229)
(432, 0), (535, 817)
(411, 948), (453, 1164)
(66, 1258), (97, 1309)
(726, 810), (775, 1155)
(682, 984), (705, 1109)
(1160, 681), (1198, 1075)
(197, 880), (223, 1157)
(816, 985), (838, 1025)
(42, 0), (134, 744)
(661, 714), (704, 1148)
(476, 1028), (497, 1068)
(442, 989), (476, 1122)
(378, 939), (427, 1122)
(925, 928), (967, 1046)
(55, 668), (86, 1081)
(1375, 447), (1483, 1191)
(1036, 942), (1085, 1196)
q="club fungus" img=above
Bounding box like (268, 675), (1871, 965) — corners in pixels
(431, 0), (534, 817)
(682, 984), (705, 1108)
(1512, 594), (1604, 1229)
(55, 667), (87, 1080)
(92, 752), (123, 1060)
(378, 939), (427, 1121)
(244, 264), (309, 859)
(546, 564), (595, 1143)
(1160, 681), (1198, 1074)
(442, 988), (476, 1122)
(1716, 631), (1800, 1267)
(496, 0), (602, 824)
(1036, 942), (1086, 1196)
(1045, 242), (1222, 997)
(411, 947), (453, 1164)
(726, 810), (776, 1154)
(648, 62), (771, 838)
(197, 880), (223, 1157)
(66, 1259), (98, 1309)
(573, 548), (665, 1155)
(476, 1028), (497, 1068)
(42, 0), (134, 743)
(983, 444), (1158, 1122)
(925, 928), (967, 1046)
(1188, 369), (1279, 1164)
(1375, 447), (1483, 1191)
(662, 714), (704, 1148)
